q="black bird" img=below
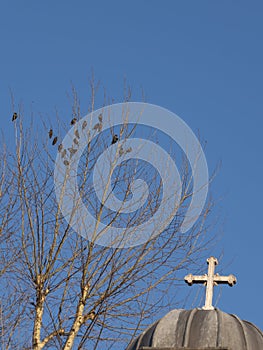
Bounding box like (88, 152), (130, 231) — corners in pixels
(71, 117), (77, 125)
(52, 136), (58, 145)
(111, 134), (119, 144)
(48, 129), (53, 139)
(12, 112), (18, 121)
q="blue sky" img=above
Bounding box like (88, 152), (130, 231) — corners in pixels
(1, 0), (262, 331)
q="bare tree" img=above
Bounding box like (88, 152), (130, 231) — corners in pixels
(0, 86), (214, 350)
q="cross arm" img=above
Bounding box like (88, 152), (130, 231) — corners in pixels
(213, 274), (237, 286)
(184, 273), (237, 286)
(184, 274), (207, 286)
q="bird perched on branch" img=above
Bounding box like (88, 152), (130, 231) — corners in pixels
(70, 117), (77, 125)
(111, 134), (119, 144)
(48, 129), (53, 139)
(52, 136), (58, 145)
(12, 112), (18, 121)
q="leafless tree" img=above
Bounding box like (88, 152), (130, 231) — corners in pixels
(0, 85), (214, 350)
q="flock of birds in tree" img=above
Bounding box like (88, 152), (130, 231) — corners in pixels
(12, 112), (132, 165)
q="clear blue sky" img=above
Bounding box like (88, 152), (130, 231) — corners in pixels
(1, 1), (262, 330)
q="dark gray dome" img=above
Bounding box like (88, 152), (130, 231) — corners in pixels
(126, 308), (263, 349)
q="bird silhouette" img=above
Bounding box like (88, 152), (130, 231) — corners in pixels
(111, 134), (119, 144)
(48, 129), (53, 139)
(52, 137), (58, 145)
(71, 117), (77, 125)
(12, 112), (18, 121)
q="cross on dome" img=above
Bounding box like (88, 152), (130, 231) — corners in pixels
(184, 256), (237, 310)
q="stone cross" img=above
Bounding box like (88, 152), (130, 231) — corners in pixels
(184, 256), (237, 310)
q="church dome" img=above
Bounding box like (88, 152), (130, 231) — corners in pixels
(126, 308), (263, 349)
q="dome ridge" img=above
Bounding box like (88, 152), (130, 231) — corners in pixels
(126, 307), (263, 350)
